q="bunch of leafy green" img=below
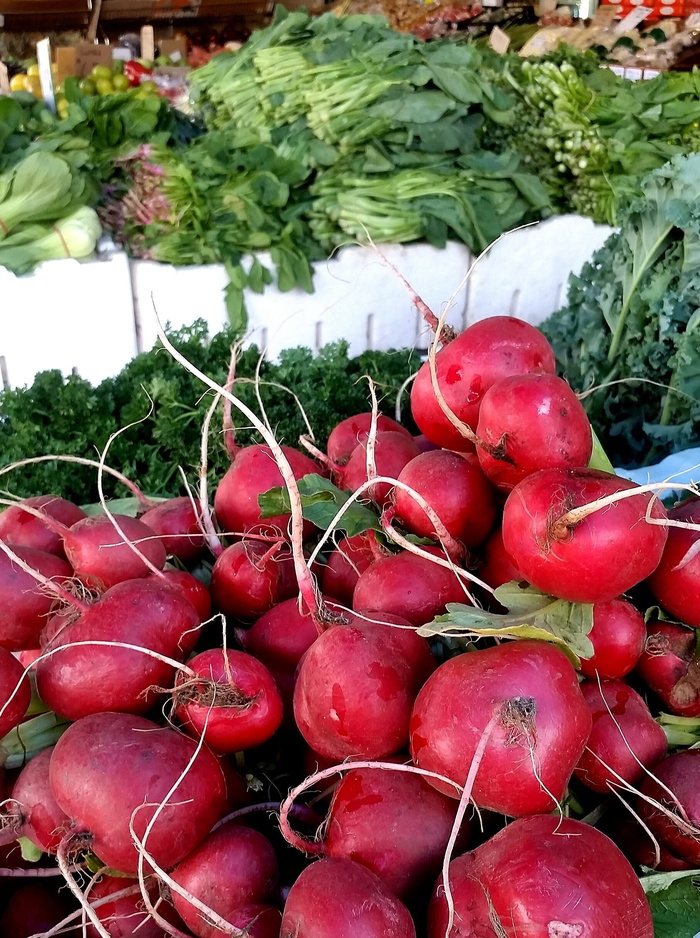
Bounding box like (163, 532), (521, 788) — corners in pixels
(542, 153), (700, 468)
(0, 321), (418, 505)
(0, 93), (58, 172)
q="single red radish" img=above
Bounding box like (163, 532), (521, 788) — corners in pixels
(635, 621), (700, 717)
(170, 821), (279, 938)
(327, 414), (413, 466)
(340, 431), (420, 510)
(394, 450), (496, 548)
(579, 598), (647, 679)
(0, 495), (85, 558)
(0, 883), (74, 938)
(320, 534), (377, 606)
(235, 596), (321, 690)
(0, 547), (72, 651)
(8, 747), (68, 853)
(574, 680), (667, 793)
(475, 373), (593, 491)
(638, 749), (700, 865)
(210, 540), (297, 621)
(62, 514), (167, 590)
(49, 711), (227, 874)
(214, 444), (319, 536)
(410, 640), (591, 815)
(410, 316), (556, 451)
(280, 857), (416, 938)
(352, 548), (469, 627)
(477, 526), (522, 590)
(606, 811), (694, 872)
(427, 815), (653, 938)
(502, 468), (668, 603)
(294, 613), (435, 761)
(140, 496), (207, 565)
(157, 568), (212, 623)
(36, 579), (202, 720)
(0, 645), (31, 738)
(648, 497), (700, 626)
(174, 649), (283, 753)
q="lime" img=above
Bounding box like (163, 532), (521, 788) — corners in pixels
(95, 77), (114, 95)
(139, 80), (159, 95)
(91, 64), (113, 81)
(78, 77), (97, 95)
(112, 73), (129, 92)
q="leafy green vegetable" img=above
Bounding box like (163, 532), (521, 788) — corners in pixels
(641, 870), (700, 938)
(259, 473), (381, 537)
(0, 206), (101, 274)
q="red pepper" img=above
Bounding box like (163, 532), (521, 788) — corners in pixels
(124, 61), (153, 87)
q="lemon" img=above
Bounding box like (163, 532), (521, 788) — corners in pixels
(27, 63), (40, 77)
(9, 74), (28, 92)
(25, 75), (42, 97)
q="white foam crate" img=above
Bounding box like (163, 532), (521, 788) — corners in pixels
(1, 215), (613, 390)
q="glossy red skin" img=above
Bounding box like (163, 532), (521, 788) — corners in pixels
(574, 680), (667, 794)
(340, 432), (421, 509)
(175, 649), (283, 753)
(171, 822), (279, 938)
(157, 568), (212, 623)
(321, 534), (376, 606)
(49, 712), (227, 874)
(12, 747), (68, 853)
(280, 857), (416, 938)
(394, 450), (496, 547)
(0, 547), (72, 651)
(648, 498), (700, 626)
(0, 495), (86, 558)
(635, 621), (700, 717)
(410, 640), (592, 815)
(639, 750), (700, 865)
(86, 875), (183, 938)
(410, 316), (557, 451)
(427, 816), (653, 938)
(140, 497), (207, 565)
(36, 579), (202, 720)
(327, 414), (413, 466)
(352, 548), (469, 627)
(478, 526), (522, 589)
(502, 468), (668, 603)
(235, 596), (320, 675)
(210, 541), (297, 621)
(0, 883), (74, 938)
(476, 373), (593, 492)
(294, 613), (436, 761)
(0, 645), (31, 738)
(579, 598), (647, 679)
(64, 514), (167, 591)
(214, 444), (320, 536)
(323, 767), (469, 902)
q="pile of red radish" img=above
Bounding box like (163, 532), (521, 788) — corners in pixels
(0, 312), (698, 938)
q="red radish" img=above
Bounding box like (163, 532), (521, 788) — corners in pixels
(140, 496), (207, 564)
(174, 649), (283, 753)
(413, 434), (439, 453)
(0, 547), (72, 651)
(321, 534), (377, 606)
(0, 645), (31, 738)
(170, 821), (279, 938)
(327, 414), (413, 466)
(410, 316), (556, 451)
(62, 514), (167, 590)
(352, 548), (469, 627)
(340, 431), (420, 509)
(502, 468), (668, 603)
(0, 495), (85, 558)
(86, 875), (183, 937)
(0, 883), (74, 938)
(410, 640), (591, 815)
(635, 621), (700, 717)
(320, 767), (470, 902)
(280, 857), (416, 938)
(607, 811), (694, 872)
(574, 680), (667, 793)
(648, 497), (700, 626)
(157, 568), (212, 622)
(49, 711), (227, 874)
(638, 749), (700, 865)
(579, 598), (647, 679)
(214, 444), (319, 536)
(209, 540), (297, 621)
(9, 747), (68, 853)
(478, 526), (522, 589)
(294, 613), (435, 761)
(427, 816), (653, 938)
(394, 450), (496, 548)
(475, 373), (593, 491)
(36, 578), (202, 720)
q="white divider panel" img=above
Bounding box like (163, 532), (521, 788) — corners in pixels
(0, 252), (137, 390)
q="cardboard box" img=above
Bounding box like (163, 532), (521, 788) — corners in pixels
(74, 42), (113, 78)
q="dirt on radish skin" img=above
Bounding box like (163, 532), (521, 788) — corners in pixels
(0, 546), (73, 651)
(579, 598), (647, 680)
(410, 316), (557, 451)
(140, 496), (207, 565)
(410, 640), (592, 815)
(170, 821), (279, 938)
(0, 495), (86, 558)
(635, 621), (700, 718)
(427, 815), (654, 938)
(49, 711), (227, 874)
(209, 540), (297, 621)
(174, 648), (284, 753)
(327, 414), (414, 466)
(280, 856), (416, 938)
(502, 468), (668, 604)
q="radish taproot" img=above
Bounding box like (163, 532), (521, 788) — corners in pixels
(0, 495), (86, 558)
(85, 875), (184, 937)
(410, 640), (591, 815)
